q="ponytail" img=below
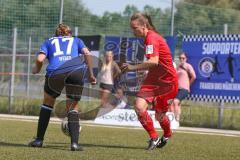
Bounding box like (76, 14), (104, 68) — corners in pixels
(130, 12), (156, 31)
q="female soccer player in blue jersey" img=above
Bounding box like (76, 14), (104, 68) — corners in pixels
(28, 23), (96, 151)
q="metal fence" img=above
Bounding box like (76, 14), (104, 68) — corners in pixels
(1, 0), (240, 129)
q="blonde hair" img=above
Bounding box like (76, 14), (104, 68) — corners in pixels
(102, 51), (113, 71)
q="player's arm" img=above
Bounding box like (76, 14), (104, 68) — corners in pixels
(81, 48), (97, 84)
(121, 56), (158, 72)
(32, 53), (46, 74)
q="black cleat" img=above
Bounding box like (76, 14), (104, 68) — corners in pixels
(157, 136), (169, 148)
(146, 137), (160, 150)
(71, 142), (84, 151)
(28, 138), (43, 147)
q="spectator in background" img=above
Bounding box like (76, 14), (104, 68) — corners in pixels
(99, 50), (121, 108)
(170, 52), (196, 122)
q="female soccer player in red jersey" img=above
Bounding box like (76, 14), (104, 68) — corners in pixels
(121, 12), (178, 150)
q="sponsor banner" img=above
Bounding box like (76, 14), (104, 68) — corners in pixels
(182, 34), (240, 103)
(94, 109), (179, 129)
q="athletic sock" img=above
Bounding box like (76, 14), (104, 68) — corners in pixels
(36, 104), (53, 140)
(158, 115), (172, 138)
(68, 109), (80, 144)
(137, 110), (158, 139)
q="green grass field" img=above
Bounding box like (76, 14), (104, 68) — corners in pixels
(0, 120), (240, 160)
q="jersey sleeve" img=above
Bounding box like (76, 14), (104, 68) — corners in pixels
(39, 40), (48, 56)
(77, 38), (87, 54)
(144, 35), (160, 58)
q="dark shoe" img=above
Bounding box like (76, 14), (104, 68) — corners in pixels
(28, 138), (43, 147)
(146, 137), (160, 150)
(157, 136), (169, 148)
(71, 142), (84, 151)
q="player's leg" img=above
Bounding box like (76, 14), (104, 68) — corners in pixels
(28, 92), (57, 147)
(155, 85), (178, 148)
(135, 97), (160, 150)
(38, 92), (56, 138)
(29, 74), (63, 147)
(65, 69), (85, 151)
(65, 99), (83, 151)
(155, 108), (171, 148)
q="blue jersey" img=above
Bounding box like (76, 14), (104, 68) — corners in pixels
(39, 36), (86, 75)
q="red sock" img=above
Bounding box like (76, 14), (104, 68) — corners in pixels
(159, 115), (172, 138)
(137, 110), (158, 139)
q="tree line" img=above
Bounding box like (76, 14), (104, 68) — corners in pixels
(0, 0), (239, 43)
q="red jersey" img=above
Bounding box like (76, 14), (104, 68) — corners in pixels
(137, 30), (178, 103)
(144, 30), (177, 84)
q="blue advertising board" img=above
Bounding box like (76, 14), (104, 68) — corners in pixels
(182, 34), (240, 103)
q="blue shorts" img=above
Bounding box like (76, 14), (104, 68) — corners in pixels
(175, 89), (189, 101)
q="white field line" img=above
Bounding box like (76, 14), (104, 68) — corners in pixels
(0, 114), (240, 138)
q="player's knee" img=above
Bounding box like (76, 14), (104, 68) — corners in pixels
(43, 92), (56, 107)
(135, 107), (144, 114)
(66, 99), (79, 110)
(134, 104), (146, 113)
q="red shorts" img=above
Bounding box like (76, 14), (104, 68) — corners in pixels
(137, 81), (178, 113)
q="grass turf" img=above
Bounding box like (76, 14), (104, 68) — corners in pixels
(0, 120), (240, 160)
